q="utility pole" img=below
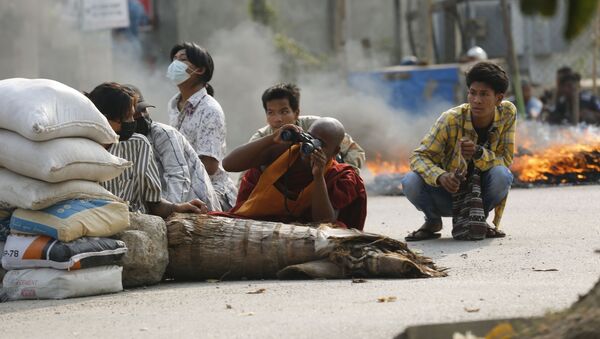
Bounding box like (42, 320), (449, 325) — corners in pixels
(331, 0), (347, 76)
(393, 0), (403, 64)
(500, 0), (526, 118)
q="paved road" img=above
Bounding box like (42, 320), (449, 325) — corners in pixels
(1, 186), (599, 338)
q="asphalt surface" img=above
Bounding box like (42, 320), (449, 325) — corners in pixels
(1, 185), (599, 338)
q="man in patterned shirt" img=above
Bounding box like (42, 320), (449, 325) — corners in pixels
(87, 82), (208, 217)
(401, 62), (515, 241)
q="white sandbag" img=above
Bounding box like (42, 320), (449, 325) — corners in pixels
(10, 199), (130, 242)
(1, 265), (123, 300)
(0, 78), (118, 143)
(0, 168), (119, 210)
(0, 129), (131, 183)
(2, 235), (127, 270)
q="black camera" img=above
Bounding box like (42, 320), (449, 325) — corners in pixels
(281, 129), (323, 154)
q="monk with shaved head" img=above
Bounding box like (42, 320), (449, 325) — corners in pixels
(219, 117), (367, 230)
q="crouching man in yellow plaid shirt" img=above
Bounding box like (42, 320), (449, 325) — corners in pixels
(402, 61), (516, 241)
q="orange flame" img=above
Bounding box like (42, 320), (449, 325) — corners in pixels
(366, 153), (410, 175)
(511, 142), (600, 182)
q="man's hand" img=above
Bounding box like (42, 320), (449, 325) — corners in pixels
(174, 199), (208, 214)
(273, 124), (303, 144)
(459, 137), (476, 160)
(310, 148), (328, 177)
(437, 172), (461, 193)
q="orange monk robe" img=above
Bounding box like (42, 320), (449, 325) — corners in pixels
(211, 146), (367, 230)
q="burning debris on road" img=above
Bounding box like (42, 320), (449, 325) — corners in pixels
(366, 122), (600, 195)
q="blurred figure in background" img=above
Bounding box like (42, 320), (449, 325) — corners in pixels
(545, 71), (600, 125)
(510, 80), (543, 120)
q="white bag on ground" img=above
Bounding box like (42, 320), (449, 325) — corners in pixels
(2, 235), (127, 270)
(0, 78), (118, 143)
(0, 129), (131, 183)
(0, 168), (119, 210)
(10, 199), (130, 242)
(1, 265), (123, 300)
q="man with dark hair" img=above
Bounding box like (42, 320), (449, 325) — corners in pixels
(219, 117), (367, 230)
(546, 71), (600, 125)
(402, 61), (516, 241)
(249, 83), (365, 173)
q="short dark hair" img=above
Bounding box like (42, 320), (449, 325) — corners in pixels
(86, 82), (135, 121)
(170, 42), (214, 95)
(465, 61), (509, 94)
(557, 66), (573, 76)
(261, 83), (301, 112)
(558, 72), (581, 85)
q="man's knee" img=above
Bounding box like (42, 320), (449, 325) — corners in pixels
(401, 171), (425, 201)
(485, 166), (513, 198)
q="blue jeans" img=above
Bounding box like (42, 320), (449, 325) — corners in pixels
(401, 166), (513, 223)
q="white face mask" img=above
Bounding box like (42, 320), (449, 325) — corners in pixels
(166, 60), (191, 85)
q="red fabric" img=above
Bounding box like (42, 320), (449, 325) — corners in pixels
(210, 161), (367, 230)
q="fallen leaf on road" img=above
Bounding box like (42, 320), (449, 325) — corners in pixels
(464, 307), (480, 313)
(532, 268), (558, 272)
(460, 253), (468, 259)
(226, 304), (232, 309)
(485, 322), (515, 339)
(377, 296), (397, 303)
(352, 279), (367, 284)
(240, 312), (254, 316)
(247, 288), (266, 294)
(594, 249), (600, 254)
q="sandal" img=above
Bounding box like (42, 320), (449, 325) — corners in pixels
(405, 228), (442, 241)
(486, 227), (506, 238)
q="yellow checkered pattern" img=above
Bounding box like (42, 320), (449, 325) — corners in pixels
(409, 101), (517, 227)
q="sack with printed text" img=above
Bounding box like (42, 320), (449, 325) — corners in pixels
(2, 234), (127, 270)
(1, 265), (123, 300)
(10, 199), (130, 242)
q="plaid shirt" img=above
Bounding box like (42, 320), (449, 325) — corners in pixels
(409, 101), (517, 226)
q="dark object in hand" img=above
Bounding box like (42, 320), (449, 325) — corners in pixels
(281, 129), (323, 154)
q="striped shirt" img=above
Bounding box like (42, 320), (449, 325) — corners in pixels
(101, 134), (162, 213)
(409, 101), (517, 226)
(147, 121), (221, 211)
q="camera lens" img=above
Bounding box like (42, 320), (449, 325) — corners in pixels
(301, 142), (315, 154)
(281, 130), (295, 141)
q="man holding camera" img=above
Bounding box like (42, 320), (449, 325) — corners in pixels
(219, 117), (367, 230)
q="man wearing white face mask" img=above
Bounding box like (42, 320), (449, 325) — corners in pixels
(166, 42), (238, 211)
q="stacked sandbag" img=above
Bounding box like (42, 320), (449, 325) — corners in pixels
(0, 78), (131, 301)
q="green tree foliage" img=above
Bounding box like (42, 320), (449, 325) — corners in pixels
(519, 0), (598, 40)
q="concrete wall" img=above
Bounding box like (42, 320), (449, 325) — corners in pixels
(0, 0), (112, 92)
